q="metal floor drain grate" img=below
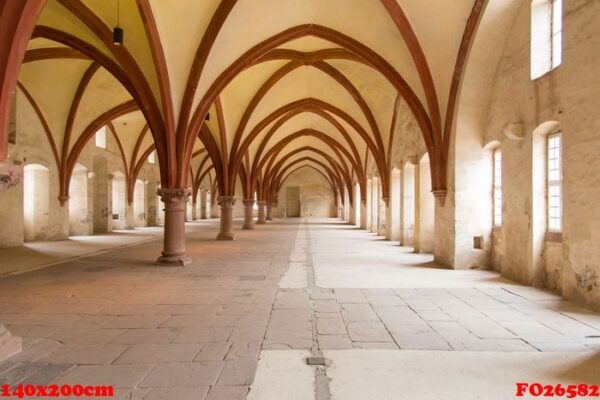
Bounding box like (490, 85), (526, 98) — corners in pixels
(306, 356), (327, 366)
(585, 335), (600, 338)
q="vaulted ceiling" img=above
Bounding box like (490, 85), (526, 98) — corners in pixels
(16, 0), (486, 204)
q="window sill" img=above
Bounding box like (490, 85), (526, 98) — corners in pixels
(532, 65), (560, 82)
(545, 231), (563, 243)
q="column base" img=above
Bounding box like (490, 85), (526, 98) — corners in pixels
(242, 224), (255, 230)
(216, 233), (234, 240)
(266, 217), (273, 221)
(256, 220), (266, 225)
(0, 324), (22, 361)
(156, 253), (192, 266)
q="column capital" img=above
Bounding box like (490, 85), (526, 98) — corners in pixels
(0, 162), (21, 193)
(218, 195), (236, 207)
(257, 200), (267, 206)
(270, 202), (278, 207)
(432, 190), (447, 206)
(242, 199), (255, 207)
(157, 187), (191, 203)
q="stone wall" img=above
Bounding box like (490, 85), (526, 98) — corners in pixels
(456, 0), (600, 309)
(274, 167), (335, 218)
(0, 90), (161, 249)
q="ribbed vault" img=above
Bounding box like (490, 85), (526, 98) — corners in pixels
(0, 0), (490, 262)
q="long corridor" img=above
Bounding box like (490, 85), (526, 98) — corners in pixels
(1, 218), (599, 399)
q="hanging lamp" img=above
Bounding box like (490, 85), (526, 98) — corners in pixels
(113, 0), (123, 45)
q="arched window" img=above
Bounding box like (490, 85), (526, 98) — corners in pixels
(95, 126), (107, 148)
(547, 133), (562, 232)
(493, 149), (502, 226)
(531, 0), (562, 79)
(147, 150), (155, 164)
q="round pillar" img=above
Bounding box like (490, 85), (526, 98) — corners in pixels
(257, 201), (267, 224)
(360, 200), (368, 229)
(217, 196), (235, 240)
(242, 199), (255, 230)
(266, 203), (273, 220)
(210, 199), (220, 218)
(157, 188), (192, 266)
(191, 202), (198, 221)
(200, 190), (208, 219)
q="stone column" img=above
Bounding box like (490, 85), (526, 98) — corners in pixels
(349, 204), (356, 225)
(217, 196), (235, 240)
(146, 180), (158, 226)
(210, 196), (220, 218)
(360, 200), (368, 229)
(266, 202), (273, 220)
(93, 158), (111, 234)
(200, 190), (208, 219)
(257, 201), (267, 224)
(242, 199), (255, 230)
(385, 198), (393, 240)
(156, 188), (191, 266)
(125, 203), (135, 230)
(271, 202), (279, 219)
(191, 201), (198, 220)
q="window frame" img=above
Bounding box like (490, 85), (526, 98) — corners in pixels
(531, 0), (562, 80)
(546, 132), (562, 233)
(95, 126), (107, 149)
(493, 149), (502, 227)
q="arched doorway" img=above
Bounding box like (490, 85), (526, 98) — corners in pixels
(23, 163), (49, 242)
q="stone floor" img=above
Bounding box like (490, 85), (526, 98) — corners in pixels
(0, 218), (599, 399)
(0, 227), (163, 277)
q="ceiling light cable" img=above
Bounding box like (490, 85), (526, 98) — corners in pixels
(113, 0), (124, 45)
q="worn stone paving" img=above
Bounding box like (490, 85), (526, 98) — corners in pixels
(0, 219), (299, 400)
(265, 220), (600, 354)
(1, 218), (600, 400)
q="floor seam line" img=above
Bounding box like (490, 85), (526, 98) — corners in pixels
(304, 219), (332, 400)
